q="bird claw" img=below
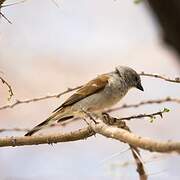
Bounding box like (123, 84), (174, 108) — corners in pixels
(102, 112), (116, 125)
(102, 112), (126, 128)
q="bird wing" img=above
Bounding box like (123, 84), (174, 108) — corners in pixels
(25, 74), (109, 136)
(53, 74), (109, 112)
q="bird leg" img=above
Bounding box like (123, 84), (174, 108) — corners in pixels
(102, 112), (126, 128)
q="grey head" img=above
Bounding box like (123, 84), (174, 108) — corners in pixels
(115, 66), (144, 91)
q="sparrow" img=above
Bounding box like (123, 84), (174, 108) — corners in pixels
(25, 66), (144, 136)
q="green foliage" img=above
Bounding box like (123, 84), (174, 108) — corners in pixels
(163, 108), (170, 113)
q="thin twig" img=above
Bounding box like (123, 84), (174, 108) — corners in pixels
(0, 72), (179, 110)
(140, 72), (180, 83)
(106, 97), (180, 113)
(0, 107), (170, 134)
(0, 76), (13, 100)
(0, 12), (12, 23)
(0, 124), (59, 133)
(0, 122), (76, 133)
(117, 108), (169, 121)
(1, 0), (26, 8)
(0, 128), (29, 133)
(0, 0), (9, 23)
(1, 95), (179, 112)
(0, 86), (81, 110)
(55, 98), (179, 126)
(0, 0), (28, 24)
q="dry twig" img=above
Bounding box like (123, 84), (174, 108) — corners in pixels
(0, 128), (29, 133)
(0, 73), (179, 110)
(1, 95), (179, 111)
(106, 97), (180, 113)
(0, 107), (170, 133)
(0, 76), (13, 100)
(140, 72), (180, 83)
(0, 86), (81, 110)
(117, 108), (169, 121)
(130, 146), (147, 180)
(0, 0), (27, 24)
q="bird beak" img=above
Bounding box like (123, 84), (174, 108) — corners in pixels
(136, 83), (144, 91)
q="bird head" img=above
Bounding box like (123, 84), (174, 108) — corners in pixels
(115, 66), (144, 91)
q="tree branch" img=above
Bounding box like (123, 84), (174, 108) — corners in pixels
(139, 72), (180, 83)
(93, 122), (180, 153)
(0, 76), (13, 100)
(0, 123), (63, 133)
(117, 120), (148, 180)
(0, 0), (11, 23)
(0, 86), (81, 110)
(130, 146), (147, 180)
(0, 0), (27, 24)
(0, 127), (29, 133)
(0, 127), (95, 147)
(116, 108), (169, 121)
(0, 73), (179, 111)
(1, 121), (180, 154)
(106, 97), (180, 113)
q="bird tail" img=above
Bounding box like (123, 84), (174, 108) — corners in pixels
(24, 109), (73, 136)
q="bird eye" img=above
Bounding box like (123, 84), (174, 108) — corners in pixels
(135, 76), (138, 81)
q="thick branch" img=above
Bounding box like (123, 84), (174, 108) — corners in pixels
(1, 122), (180, 154)
(93, 122), (180, 153)
(0, 127), (94, 147)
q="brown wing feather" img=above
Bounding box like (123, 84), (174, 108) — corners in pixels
(53, 74), (109, 112)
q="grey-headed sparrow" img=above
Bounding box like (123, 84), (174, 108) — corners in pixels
(25, 66), (144, 136)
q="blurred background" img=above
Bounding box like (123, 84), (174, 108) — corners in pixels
(0, 0), (180, 179)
